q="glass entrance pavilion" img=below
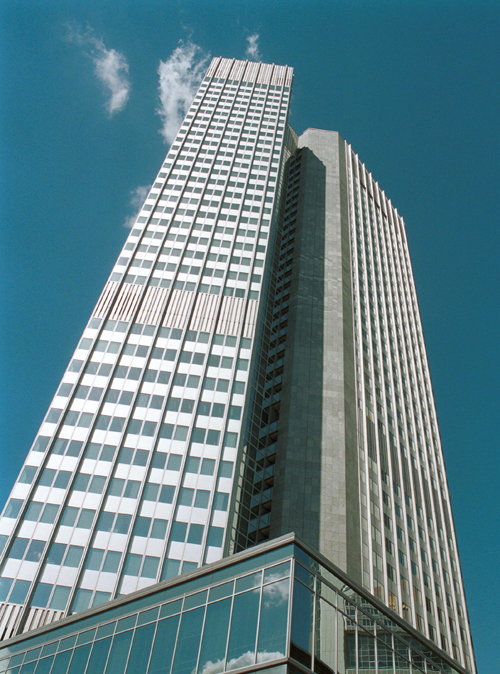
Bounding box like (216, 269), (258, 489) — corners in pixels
(0, 534), (465, 674)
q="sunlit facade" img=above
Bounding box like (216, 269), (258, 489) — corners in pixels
(0, 57), (475, 673)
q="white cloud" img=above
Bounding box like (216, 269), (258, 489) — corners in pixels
(199, 658), (224, 674)
(123, 185), (150, 228)
(157, 41), (209, 145)
(225, 651), (284, 671)
(257, 651), (285, 663)
(262, 577), (290, 608)
(246, 33), (261, 61)
(66, 25), (130, 116)
(226, 651), (256, 671)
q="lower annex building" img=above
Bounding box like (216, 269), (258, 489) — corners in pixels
(0, 58), (475, 674)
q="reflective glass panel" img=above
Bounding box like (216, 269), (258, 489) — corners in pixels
(257, 578), (289, 662)
(125, 623), (156, 674)
(226, 588), (260, 670)
(315, 597), (338, 673)
(86, 637), (112, 674)
(171, 608), (205, 674)
(67, 644), (91, 674)
(197, 598), (231, 674)
(263, 562), (290, 583)
(104, 630), (133, 673)
(376, 632), (394, 670)
(33, 657), (54, 674)
(357, 628), (376, 670)
(49, 649), (72, 673)
(148, 616), (179, 674)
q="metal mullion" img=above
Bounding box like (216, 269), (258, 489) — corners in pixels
(312, 570), (318, 673)
(361, 165), (389, 600)
(111, 315), (216, 588)
(113, 620), (139, 674)
(398, 227), (463, 650)
(372, 192), (417, 618)
(62, 142), (238, 606)
(164, 604), (184, 674)
(166, 69), (290, 324)
(380, 203), (414, 613)
(286, 558), (295, 660)
(206, 69), (289, 303)
(192, 599), (208, 674)
(221, 591), (236, 670)
(391, 219), (439, 641)
(199, 345), (253, 557)
(368, 182), (396, 607)
(117, 608), (164, 674)
(375, 200), (401, 601)
(252, 572), (264, 668)
(355, 604), (359, 674)
(353, 152), (376, 596)
(373, 190), (405, 615)
(390, 211), (450, 642)
(346, 146), (372, 597)
(334, 584), (339, 673)
(384, 207), (417, 601)
(1, 67), (278, 621)
(174, 349), (242, 568)
(298, 537), (470, 674)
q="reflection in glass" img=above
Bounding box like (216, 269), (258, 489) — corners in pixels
(197, 598), (231, 674)
(315, 597), (337, 673)
(394, 637), (411, 670)
(0, 550), (465, 674)
(263, 562), (290, 583)
(294, 563), (314, 589)
(148, 616), (180, 674)
(226, 589), (260, 671)
(376, 632), (394, 670)
(171, 607), (205, 674)
(235, 572), (261, 593)
(355, 628), (376, 671)
(257, 579), (289, 663)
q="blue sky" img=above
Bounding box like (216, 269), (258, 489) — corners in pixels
(1, 1), (498, 667)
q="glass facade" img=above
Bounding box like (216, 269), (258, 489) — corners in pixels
(0, 538), (466, 674)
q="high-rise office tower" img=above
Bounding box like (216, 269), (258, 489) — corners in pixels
(0, 58), (475, 673)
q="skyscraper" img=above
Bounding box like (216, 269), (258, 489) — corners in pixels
(0, 57), (475, 673)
